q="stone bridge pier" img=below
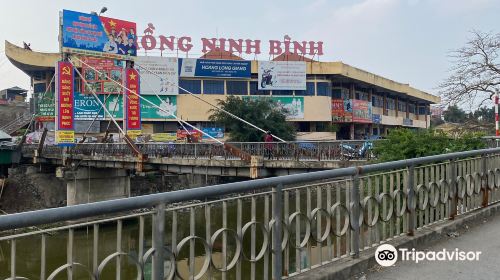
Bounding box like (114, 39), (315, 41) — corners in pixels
(56, 167), (130, 206)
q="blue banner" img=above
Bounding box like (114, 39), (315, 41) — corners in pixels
(62, 9), (137, 59)
(179, 58), (251, 78)
(372, 114), (381, 124)
(74, 92), (105, 120)
(202, 127), (224, 139)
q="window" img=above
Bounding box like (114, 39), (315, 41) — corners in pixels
(317, 82), (330, 96)
(296, 82), (316, 96)
(408, 103), (416, 114)
(386, 98), (396, 110)
(356, 91), (369, 101)
(179, 79), (201, 94)
(203, 80), (224, 94)
(33, 83), (46, 93)
(274, 90), (293, 96)
(372, 94), (384, 108)
(226, 81), (248, 95)
(331, 88), (342, 99)
(250, 81), (271, 95)
(398, 100), (406, 112)
(418, 106), (428, 115)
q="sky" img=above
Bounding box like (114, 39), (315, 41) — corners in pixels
(0, 0), (499, 103)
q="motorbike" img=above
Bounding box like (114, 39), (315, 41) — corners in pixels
(340, 141), (374, 160)
(260, 68), (274, 88)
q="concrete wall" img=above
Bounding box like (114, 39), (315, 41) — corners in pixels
(62, 168), (130, 206)
(176, 95), (332, 122)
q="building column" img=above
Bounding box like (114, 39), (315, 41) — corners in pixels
(350, 123), (355, 140)
(383, 93), (387, 116)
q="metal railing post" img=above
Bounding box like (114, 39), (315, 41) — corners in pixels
(152, 203), (165, 280)
(407, 164), (416, 236)
(481, 154), (489, 207)
(272, 184), (283, 279)
(351, 171), (360, 258)
(449, 159), (458, 219)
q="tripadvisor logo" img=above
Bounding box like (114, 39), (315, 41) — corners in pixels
(375, 244), (482, 267)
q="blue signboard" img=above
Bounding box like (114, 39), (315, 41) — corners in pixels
(372, 114), (381, 124)
(74, 92), (104, 120)
(179, 58), (251, 78)
(62, 9), (137, 59)
(202, 127), (224, 139)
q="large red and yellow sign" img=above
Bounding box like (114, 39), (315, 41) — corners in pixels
(55, 61), (75, 145)
(124, 68), (141, 138)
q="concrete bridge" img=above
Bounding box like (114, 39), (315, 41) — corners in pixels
(17, 141), (369, 204)
(0, 147), (499, 279)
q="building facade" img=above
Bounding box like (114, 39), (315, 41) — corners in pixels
(5, 40), (439, 141)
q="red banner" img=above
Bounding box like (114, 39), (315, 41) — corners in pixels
(352, 100), (372, 123)
(125, 68), (141, 131)
(176, 130), (202, 142)
(56, 61), (74, 130)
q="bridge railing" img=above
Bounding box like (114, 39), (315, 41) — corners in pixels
(1, 147), (500, 279)
(21, 140), (373, 161)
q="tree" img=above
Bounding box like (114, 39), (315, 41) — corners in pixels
(373, 128), (486, 162)
(209, 96), (296, 142)
(443, 105), (467, 123)
(439, 30), (500, 108)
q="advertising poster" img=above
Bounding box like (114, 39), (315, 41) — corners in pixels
(151, 133), (177, 142)
(81, 57), (123, 94)
(105, 94), (123, 118)
(104, 95), (177, 119)
(136, 56), (178, 95)
(272, 96), (304, 119)
(36, 92), (55, 121)
(352, 100), (372, 123)
(179, 58), (251, 78)
(62, 10), (137, 60)
(202, 127), (224, 139)
(124, 68), (141, 137)
(258, 61), (306, 90)
(141, 95), (177, 119)
(177, 129), (202, 142)
(74, 91), (105, 120)
(55, 61), (75, 145)
(244, 96), (304, 119)
(372, 114), (381, 124)
(331, 99), (352, 122)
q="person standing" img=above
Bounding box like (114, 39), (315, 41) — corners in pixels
(264, 131), (274, 159)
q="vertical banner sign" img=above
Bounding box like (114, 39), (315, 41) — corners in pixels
(55, 61), (75, 145)
(124, 68), (141, 138)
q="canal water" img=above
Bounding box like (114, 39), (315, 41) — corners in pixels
(0, 188), (347, 279)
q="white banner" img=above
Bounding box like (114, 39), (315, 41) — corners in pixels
(258, 61), (306, 90)
(136, 56), (178, 95)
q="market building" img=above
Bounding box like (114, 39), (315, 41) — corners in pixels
(5, 40), (439, 141)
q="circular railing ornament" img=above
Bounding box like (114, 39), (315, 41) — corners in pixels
(377, 193), (393, 222)
(310, 207), (332, 242)
(456, 176), (467, 199)
(210, 228), (242, 271)
(391, 190), (407, 217)
(428, 182), (440, 207)
(361, 196), (379, 227)
(268, 219), (289, 252)
(288, 212), (311, 249)
(97, 252), (142, 280)
(415, 184), (429, 211)
(241, 221), (270, 261)
(329, 203), (350, 236)
(142, 247), (176, 280)
(176, 236), (211, 280)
